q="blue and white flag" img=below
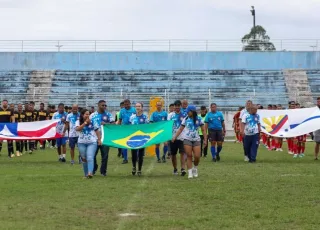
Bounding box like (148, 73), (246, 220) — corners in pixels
(258, 107), (320, 138)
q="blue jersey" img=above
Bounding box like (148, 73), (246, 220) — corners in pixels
(181, 116), (204, 141)
(168, 111), (185, 140)
(205, 111), (224, 130)
(52, 111), (68, 136)
(243, 113), (260, 135)
(181, 108), (188, 117)
(90, 111), (114, 130)
(119, 107), (136, 125)
(130, 114), (149, 125)
(75, 120), (99, 144)
(66, 112), (80, 137)
(150, 110), (168, 122)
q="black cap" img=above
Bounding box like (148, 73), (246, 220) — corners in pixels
(174, 100), (181, 106)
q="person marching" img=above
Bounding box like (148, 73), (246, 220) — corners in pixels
(76, 109), (101, 179)
(199, 106), (208, 157)
(65, 104), (80, 164)
(172, 105), (207, 179)
(204, 103), (226, 162)
(115, 101), (124, 158)
(129, 102), (149, 176)
(150, 101), (168, 163)
(168, 100), (187, 176)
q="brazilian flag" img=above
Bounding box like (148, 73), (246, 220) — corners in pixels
(102, 121), (173, 149)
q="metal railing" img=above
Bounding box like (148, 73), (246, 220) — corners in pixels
(0, 39), (319, 52)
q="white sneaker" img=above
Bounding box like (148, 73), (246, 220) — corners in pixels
(192, 168), (198, 178)
(188, 173), (193, 179)
(244, 156), (249, 162)
(279, 148), (283, 152)
(288, 151), (293, 155)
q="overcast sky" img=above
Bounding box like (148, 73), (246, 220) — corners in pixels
(1, 0), (320, 40)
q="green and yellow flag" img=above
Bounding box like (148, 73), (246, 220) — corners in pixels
(102, 121), (173, 149)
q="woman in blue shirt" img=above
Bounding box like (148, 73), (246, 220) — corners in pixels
(129, 102), (149, 177)
(76, 109), (101, 178)
(172, 105), (207, 179)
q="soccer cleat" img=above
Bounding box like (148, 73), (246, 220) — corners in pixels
(293, 154), (298, 158)
(132, 167), (136, 175)
(244, 156), (249, 162)
(61, 157), (66, 162)
(137, 171), (141, 177)
(181, 169), (186, 176)
(173, 169), (178, 175)
(216, 155), (221, 161)
(192, 168), (198, 178)
(122, 160), (128, 164)
(70, 160), (75, 165)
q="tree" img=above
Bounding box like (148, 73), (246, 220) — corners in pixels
(242, 25), (276, 51)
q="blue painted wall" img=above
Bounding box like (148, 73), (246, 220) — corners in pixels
(0, 52), (320, 71)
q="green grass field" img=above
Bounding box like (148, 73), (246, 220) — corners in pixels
(1, 142), (320, 230)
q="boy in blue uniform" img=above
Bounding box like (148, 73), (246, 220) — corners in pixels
(168, 100), (187, 176)
(241, 105), (261, 163)
(90, 100), (114, 176)
(66, 104), (80, 164)
(52, 103), (68, 162)
(118, 99), (136, 164)
(150, 101), (168, 163)
(204, 103), (226, 162)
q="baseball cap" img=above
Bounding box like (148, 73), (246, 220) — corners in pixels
(186, 105), (197, 113)
(174, 100), (181, 106)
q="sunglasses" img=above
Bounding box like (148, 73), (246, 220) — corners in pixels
(101, 105), (107, 107)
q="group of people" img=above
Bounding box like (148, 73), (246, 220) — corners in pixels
(233, 98), (320, 161)
(1, 97), (319, 179)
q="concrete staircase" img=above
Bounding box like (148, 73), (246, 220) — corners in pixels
(283, 70), (314, 107)
(26, 70), (55, 106)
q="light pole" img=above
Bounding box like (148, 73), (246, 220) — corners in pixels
(250, 6), (256, 39)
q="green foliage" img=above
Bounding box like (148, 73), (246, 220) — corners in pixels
(242, 25), (276, 51)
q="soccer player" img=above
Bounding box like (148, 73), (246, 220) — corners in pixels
(204, 103), (226, 162)
(52, 103), (68, 162)
(118, 99), (136, 164)
(66, 104), (80, 164)
(150, 101), (168, 163)
(287, 101), (297, 156)
(115, 101), (124, 158)
(240, 100), (253, 161)
(181, 99), (188, 116)
(76, 109), (101, 179)
(130, 102), (149, 176)
(172, 105), (207, 179)
(38, 103), (49, 149)
(29, 101), (39, 150)
(169, 103), (174, 113)
(15, 104), (26, 155)
(24, 102), (37, 154)
(233, 107), (243, 143)
(0, 100), (15, 158)
(241, 105), (261, 163)
(91, 100), (114, 176)
(168, 100), (187, 176)
(199, 106), (208, 157)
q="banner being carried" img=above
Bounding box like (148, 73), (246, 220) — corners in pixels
(102, 121), (173, 149)
(258, 107), (320, 138)
(0, 120), (63, 140)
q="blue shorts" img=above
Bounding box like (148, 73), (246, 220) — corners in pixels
(69, 137), (78, 149)
(56, 137), (68, 147)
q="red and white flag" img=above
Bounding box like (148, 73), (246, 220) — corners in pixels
(0, 120), (63, 140)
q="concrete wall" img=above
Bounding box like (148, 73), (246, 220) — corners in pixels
(0, 52), (320, 71)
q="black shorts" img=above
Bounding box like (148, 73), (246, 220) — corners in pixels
(208, 129), (223, 142)
(169, 140), (184, 155)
